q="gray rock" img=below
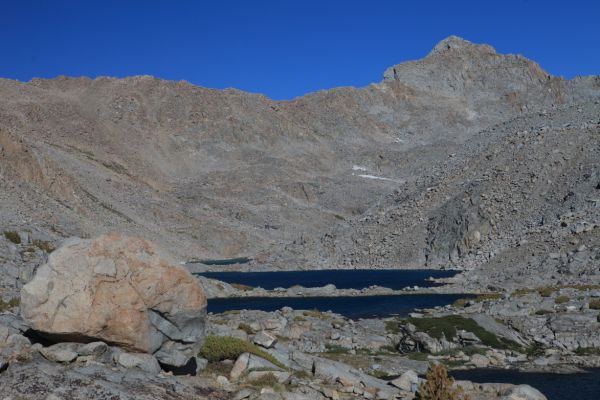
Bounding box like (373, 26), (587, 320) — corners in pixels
(246, 370), (290, 383)
(233, 388), (257, 400)
(501, 384), (547, 400)
(470, 354), (491, 368)
(253, 330), (277, 348)
(230, 352), (283, 381)
(195, 356), (208, 373)
(40, 343), (79, 363)
(153, 339), (199, 367)
(389, 369), (419, 392)
(6, 333), (31, 352)
(457, 330), (481, 344)
(78, 341), (108, 357)
(117, 352), (161, 374)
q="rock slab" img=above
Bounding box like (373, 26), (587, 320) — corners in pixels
(21, 234), (207, 363)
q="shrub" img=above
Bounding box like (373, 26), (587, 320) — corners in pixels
(534, 309), (553, 315)
(238, 323), (254, 334)
(199, 336), (286, 369)
(589, 299), (600, 310)
(452, 298), (469, 308)
(4, 231), (21, 244)
(554, 295), (570, 304)
(526, 342), (545, 357)
(32, 240), (55, 253)
(416, 363), (468, 400)
(454, 293), (502, 308)
(0, 297), (20, 312)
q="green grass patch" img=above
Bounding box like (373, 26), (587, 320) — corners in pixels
(589, 300), (600, 310)
(0, 297), (20, 312)
(4, 231), (21, 244)
(574, 347), (600, 356)
(407, 352), (430, 361)
(526, 342), (545, 357)
(538, 287), (555, 297)
(199, 336), (286, 370)
(293, 370), (311, 380)
(203, 361), (233, 376)
(231, 283), (254, 291)
(384, 320), (401, 334)
(407, 315), (521, 351)
(302, 309), (331, 320)
(453, 293), (503, 308)
(247, 372), (282, 389)
(534, 309), (553, 315)
(32, 239), (54, 253)
(452, 298), (469, 308)
(554, 295), (570, 304)
(324, 344), (351, 354)
(369, 369), (394, 379)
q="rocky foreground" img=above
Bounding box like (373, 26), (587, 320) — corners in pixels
(0, 234), (559, 400)
(1, 230), (599, 400)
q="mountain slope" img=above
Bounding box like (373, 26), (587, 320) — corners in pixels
(0, 36), (598, 277)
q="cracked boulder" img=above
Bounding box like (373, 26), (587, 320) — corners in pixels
(20, 233), (207, 367)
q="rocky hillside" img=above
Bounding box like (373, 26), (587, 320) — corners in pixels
(0, 36), (599, 281)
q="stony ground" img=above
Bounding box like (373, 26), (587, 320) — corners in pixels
(0, 302), (552, 400)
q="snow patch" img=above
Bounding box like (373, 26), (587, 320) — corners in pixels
(352, 165), (368, 171)
(356, 174), (398, 182)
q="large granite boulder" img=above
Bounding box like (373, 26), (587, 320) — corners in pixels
(20, 234), (207, 366)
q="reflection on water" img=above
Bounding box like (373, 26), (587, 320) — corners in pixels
(198, 269), (457, 290)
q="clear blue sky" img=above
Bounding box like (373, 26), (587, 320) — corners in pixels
(1, 0), (598, 100)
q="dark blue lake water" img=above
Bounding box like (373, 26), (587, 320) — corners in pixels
(207, 293), (467, 319)
(451, 368), (600, 400)
(197, 269), (456, 290)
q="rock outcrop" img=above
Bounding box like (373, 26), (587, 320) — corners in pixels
(20, 234), (207, 366)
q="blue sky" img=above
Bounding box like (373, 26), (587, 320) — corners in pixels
(1, 1), (598, 99)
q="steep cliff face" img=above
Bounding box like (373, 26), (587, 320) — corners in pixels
(0, 37), (598, 276)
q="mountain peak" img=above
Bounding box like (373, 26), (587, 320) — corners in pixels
(428, 35), (496, 56)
